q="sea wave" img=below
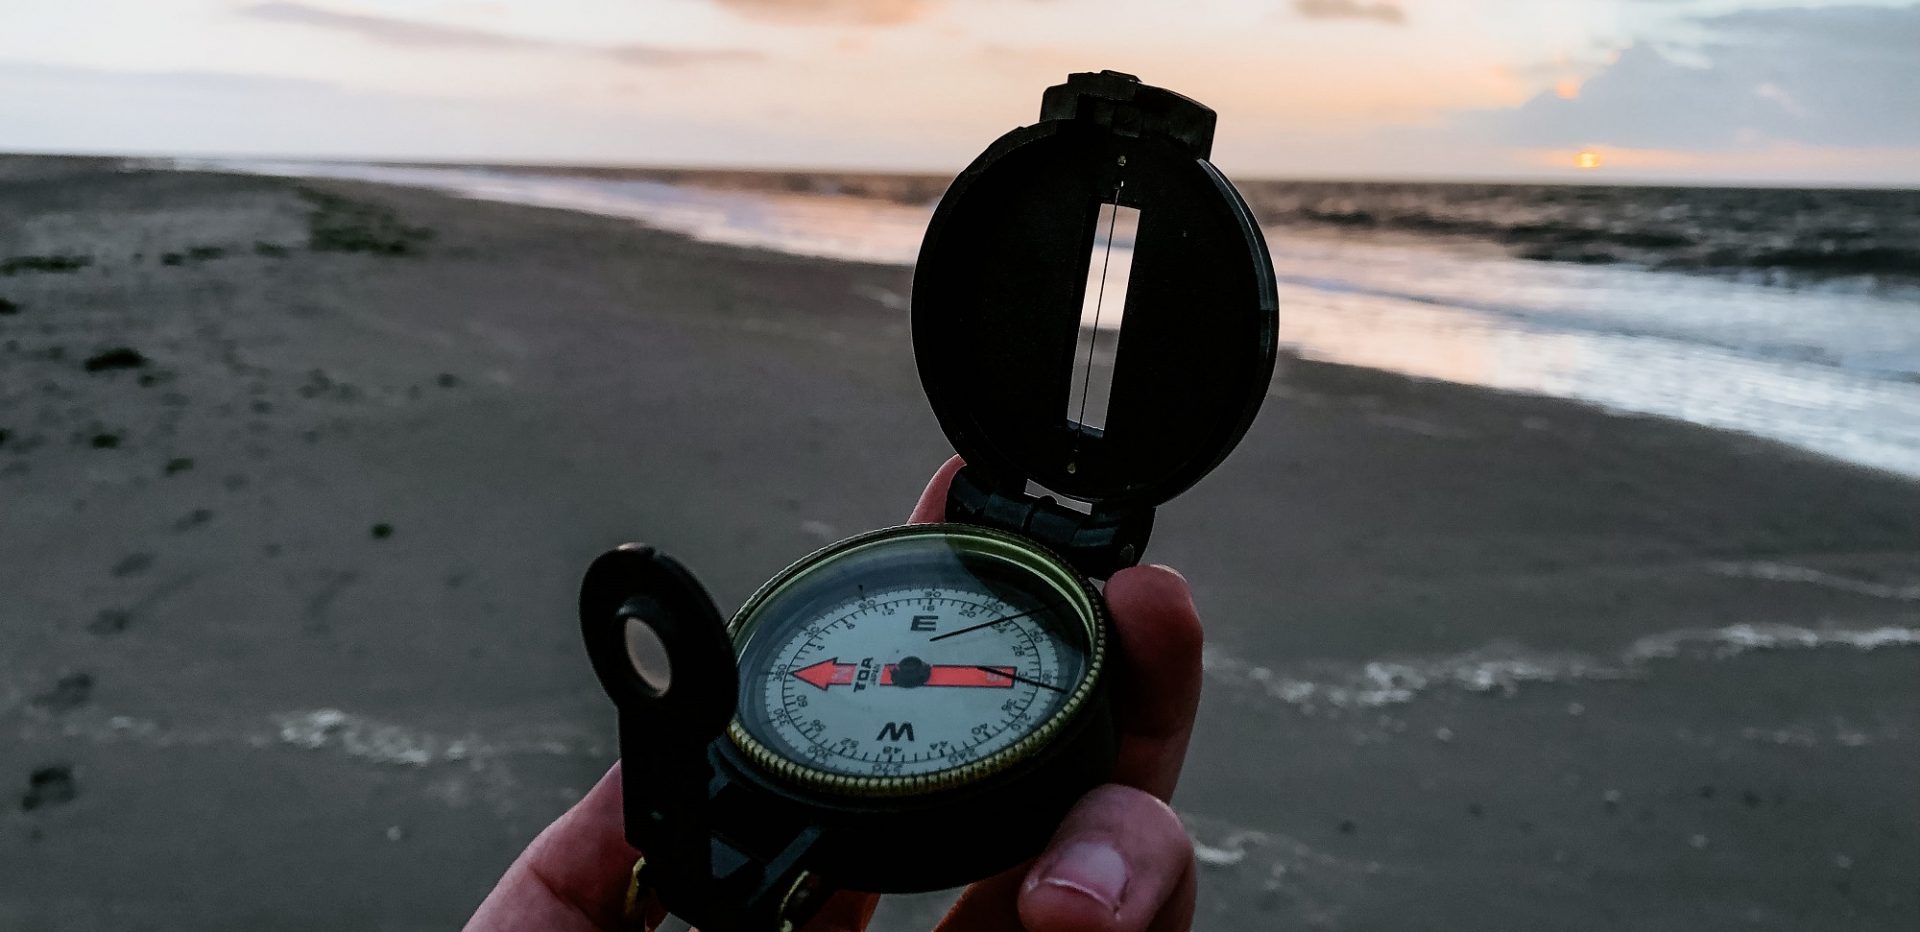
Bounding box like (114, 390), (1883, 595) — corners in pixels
(583, 169), (1920, 286)
(269, 708), (597, 765)
(1204, 620), (1920, 713)
(1239, 180), (1920, 287)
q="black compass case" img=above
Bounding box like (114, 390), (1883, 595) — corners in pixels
(916, 69), (1278, 555)
(577, 71), (1277, 932)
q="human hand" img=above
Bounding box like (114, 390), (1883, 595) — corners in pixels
(466, 456), (1205, 932)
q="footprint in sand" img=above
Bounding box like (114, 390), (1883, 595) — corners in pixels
(89, 609), (131, 636)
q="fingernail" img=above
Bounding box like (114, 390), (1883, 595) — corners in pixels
(1149, 563), (1187, 583)
(1033, 840), (1129, 914)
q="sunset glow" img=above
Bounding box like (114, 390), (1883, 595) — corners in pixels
(0, 0), (1914, 185)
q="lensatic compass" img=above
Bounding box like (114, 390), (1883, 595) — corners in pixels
(579, 71), (1277, 931)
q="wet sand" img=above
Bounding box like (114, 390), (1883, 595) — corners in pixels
(1, 156), (1915, 931)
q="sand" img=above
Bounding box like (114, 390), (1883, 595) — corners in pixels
(1, 156), (1915, 931)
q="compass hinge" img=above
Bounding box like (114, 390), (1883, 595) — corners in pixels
(945, 465), (1153, 580)
(1038, 70), (1216, 159)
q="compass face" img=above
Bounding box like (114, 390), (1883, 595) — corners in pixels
(730, 525), (1103, 795)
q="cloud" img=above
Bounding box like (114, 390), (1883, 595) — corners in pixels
(0, 60), (813, 163)
(709, 0), (935, 25)
(1293, 0), (1404, 24)
(240, 1), (534, 49)
(1464, 4), (1920, 151)
(238, 1), (762, 64)
(604, 45), (765, 67)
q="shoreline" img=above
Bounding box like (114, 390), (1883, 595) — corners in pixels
(155, 156), (1920, 480)
(74, 162), (1920, 481)
(2, 157), (1915, 930)
(170, 156), (1920, 288)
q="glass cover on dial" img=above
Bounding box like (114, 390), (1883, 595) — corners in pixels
(730, 525), (1099, 793)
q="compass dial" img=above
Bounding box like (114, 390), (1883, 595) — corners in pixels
(729, 525), (1104, 795)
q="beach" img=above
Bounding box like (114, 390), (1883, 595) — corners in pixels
(1, 156), (1916, 930)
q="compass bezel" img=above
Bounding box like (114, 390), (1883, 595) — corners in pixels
(725, 523), (1109, 798)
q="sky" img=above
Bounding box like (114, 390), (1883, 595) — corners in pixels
(1, 0), (1915, 185)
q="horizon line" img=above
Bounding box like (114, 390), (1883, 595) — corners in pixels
(6, 147), (1918, 193)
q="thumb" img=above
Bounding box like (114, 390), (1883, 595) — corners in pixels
(465, 763), (639, 932)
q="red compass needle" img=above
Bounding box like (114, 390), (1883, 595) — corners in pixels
(790, 658), (859, 689)
(881, 664), (1016, 688)
(789, 658), (1018, 690)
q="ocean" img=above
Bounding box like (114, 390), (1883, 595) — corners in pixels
(178, 159), (1920, 478)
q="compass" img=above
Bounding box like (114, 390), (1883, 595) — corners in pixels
(729, 525), (1103, 796)
(579, 71), (1277, 932)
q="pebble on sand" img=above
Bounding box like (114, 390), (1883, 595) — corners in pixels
(0, 297), (19, 315)
(163, 456), (195, 476)
(173, 508), (214, 531)
(371, 523), (395, 540)
(83, 347), (149, 372)
(89, 609), (131, 635)
(20, 766), (76, 812)
(30, 673), (93, 713)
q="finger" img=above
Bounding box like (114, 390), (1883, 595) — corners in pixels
(1145, 861), (1196, 932)
(909, 455), (967, 523)
(935, 785), (1196, 932)
(1104, 564), (1204, 800)
(1018, 785), (1195, 932)
(465, 763), (637, 932)
(800, 889), (881, 932)
(932, 867), (1025, 932)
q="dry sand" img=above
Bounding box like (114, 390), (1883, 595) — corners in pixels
(1, 156), (1915, 931)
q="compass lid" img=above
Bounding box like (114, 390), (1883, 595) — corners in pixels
(912, 71), (1278, 515)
